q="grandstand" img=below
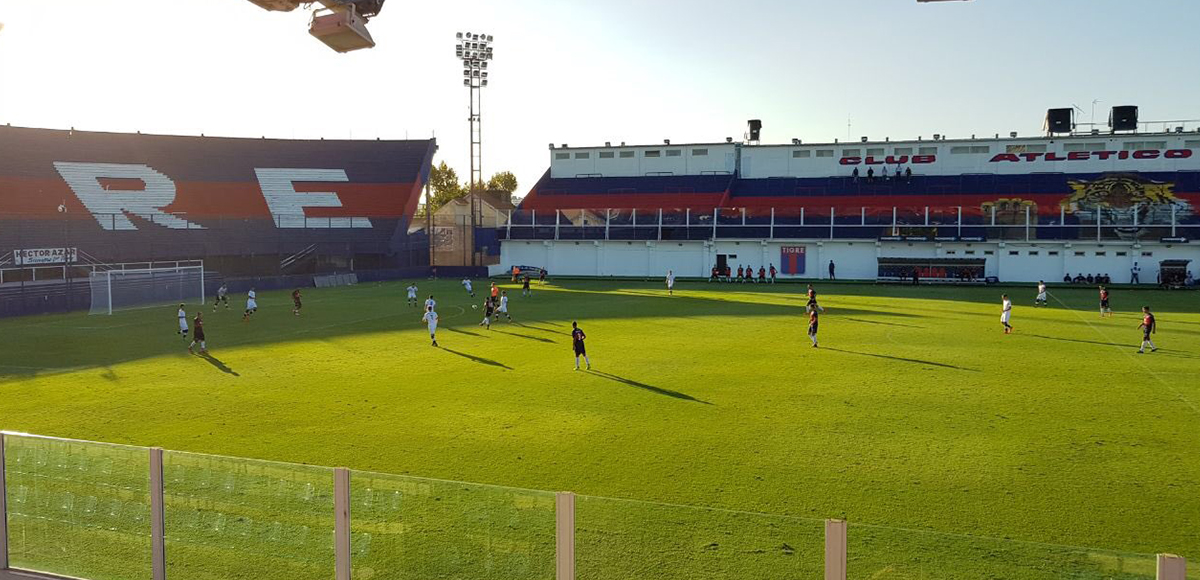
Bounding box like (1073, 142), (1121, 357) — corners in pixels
(502, 125), (1200, 282)
(0, 126), (440, 315)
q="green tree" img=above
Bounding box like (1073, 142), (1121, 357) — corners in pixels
(426, 161), (467, 213)
(486, 171), (518, 194)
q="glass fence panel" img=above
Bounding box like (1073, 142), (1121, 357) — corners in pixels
(847, 523), (1159, 580)
(4, 434), (152, 580)
(350, 472), (556, 580)
(162, 451), (336, 580)
(576, 495), (823, 580)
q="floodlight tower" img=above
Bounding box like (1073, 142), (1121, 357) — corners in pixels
(456, 31), (493, 266)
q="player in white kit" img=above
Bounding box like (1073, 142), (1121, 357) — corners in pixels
(666, 270), (675, 296)
(421, 306), (439, 347)
(462, 278), (474, 297)
(497, 291), (512, 322)
(424, 295), (436, 312)
(406, 284), (419, 307)
(1000, 294), (1013, 334)
(177, 304), (189, 337)
(1035, 281), (1047, 307)
(243, 288), (258, 322)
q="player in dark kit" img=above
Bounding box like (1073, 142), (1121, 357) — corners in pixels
(292, 289), (302, 316)
(571, 321), (590, 370)
(188, 312), (207, 354)
(1099, 286), (1111, 318)
(1137, 306), (1157, 353)
(522, 275), (532, 297)
(807, 307), (820, 348)
(479, 297), (495, 329)
(540, 268), (547, 285)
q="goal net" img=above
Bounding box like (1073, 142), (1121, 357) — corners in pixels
(89, 265), (205, 315)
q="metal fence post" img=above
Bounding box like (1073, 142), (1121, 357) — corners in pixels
(824, 519), (847, 580)
(0, 433), (8, 570)
(335, 468), (352, 580)
(1157, 554), (1186, 580)
(556, 492), (576, 580)
(150, 447), (166, 580)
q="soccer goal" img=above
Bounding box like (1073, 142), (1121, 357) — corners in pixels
(89, 263), (205, 315)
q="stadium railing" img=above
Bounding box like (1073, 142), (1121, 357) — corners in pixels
(0, 432), (1189, 580)
(493, 205), (1200, 243)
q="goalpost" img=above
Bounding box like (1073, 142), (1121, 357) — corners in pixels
(89, 263), (206, 315)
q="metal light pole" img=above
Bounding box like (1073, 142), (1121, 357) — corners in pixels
(456, 31), (493, 267)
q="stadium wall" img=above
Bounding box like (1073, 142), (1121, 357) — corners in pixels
(501, 239), (1197, 283)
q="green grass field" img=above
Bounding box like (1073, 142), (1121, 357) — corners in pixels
(1, 278), (1197, 579)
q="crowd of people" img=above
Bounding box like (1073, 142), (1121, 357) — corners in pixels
(1064, 273), (1112, 285)
(708, 264), (778, 283)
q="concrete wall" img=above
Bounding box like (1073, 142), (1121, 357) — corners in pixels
(502, 239), (1199, 283)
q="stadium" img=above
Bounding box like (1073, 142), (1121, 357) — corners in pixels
(0, 1), (1197, 580)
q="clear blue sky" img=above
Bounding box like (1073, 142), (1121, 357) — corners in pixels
(0, 0), (1197, 194)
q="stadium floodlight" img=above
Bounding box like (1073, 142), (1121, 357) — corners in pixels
(456, 31), (495, 267)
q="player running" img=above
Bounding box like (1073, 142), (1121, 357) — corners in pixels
(666, 270), (675, 296)
(539, 268), (547, 285)
(769, 264), (777, 284)
(188, 311), (207, 354)
(1099, 286), (1112, 318)
(462, 278), (475, 297)
(479, 297), (495, 329)
(425, 294), (437, 311)
(1035, 281), (1048, 307)
(497, 291), (512, 322)
(243, 288), (257, 322)
(406, 283), (419, 307)
(522, 275), (532, 297)
(490, 282), (500, 302)
(177, 303), (189, 338)
(422, 305), (439, 347)
(213, 283), (229, 311)
(1000, 294), (1013, 334)
(571, 321), (590, 370)
(807, 304), (820, 348)
(292, 289), (302, 316)
(1137, 306), (1157, 353)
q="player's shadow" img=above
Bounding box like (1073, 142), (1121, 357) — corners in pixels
(1027, 334), (1200, 359)
(441, 348), (513, 370)
(588, 370), (712, 405)
(443, 326), (485, 338)
(842, 317), (925, 329)
(514, 322), (563, 334)
(492, 329), (556, 344)
(822, 347), (978, 372)
(199, 353), (240, 376)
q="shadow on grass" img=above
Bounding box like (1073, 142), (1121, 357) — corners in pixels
(492, 329), (556, 344)
(441, 348), (513, 370)
(1026, 334), (1200, 359)
(587, 370), (712, 405)
(842, 317), (925, 329)
(823, 347), (979, 372)
(443, 326), (485, 338)
(199, 353), (240, 376)
(514, 322), (564, 334)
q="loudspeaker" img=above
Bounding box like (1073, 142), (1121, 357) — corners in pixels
(747, 119), (762, 142)
(1109, 105), (1139, 131)
(1045, 108), (1073, 134)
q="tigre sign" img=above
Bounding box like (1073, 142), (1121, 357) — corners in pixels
(14, 247), (78, 266)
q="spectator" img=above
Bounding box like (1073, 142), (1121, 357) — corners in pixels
(828, 260), (837, 280)
(1103, 273), (1111, 284)
(1131, 262), (1141, 284)
(867, 167), (875, 182)
(904, 167), (912, 181)
(912, 268), (920, 285)
(882, 166), (890, 181)
(1086, 274), (1094, 284)
(709, 265), (720, 282)
(852, 167), (860, 183)
(737, 265), (745, 282)
(724, 265), (732, 282)
(1074, 273), (1086, 284)
(758, 266), (767, 283)
(769, 264), (777, 283)
(1063, 273), (1072, 283)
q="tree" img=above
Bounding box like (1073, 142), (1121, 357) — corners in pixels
(486, 171), (518, 194)
(427, 161), (467, 213)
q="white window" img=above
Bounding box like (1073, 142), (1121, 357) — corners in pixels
(619, 151), (635, 158)
(842, 149), (861, 157)
(574, 152), (590, 159)
(1186, 140), (1200, 149)
(792, 150), (811, 158)
(918, 146), (938, 155)
(866, 148), (885, 156)
(816, 150), (834, 158)
(951, 145), (991, 154)
(644, 150), (661, 158)
(692, 148), (708, 156)
(555, 152), (569, 160)
(666, 150), (682, 157)
(1064, 142), (1105, 152)
(893, 147), (913, 156)
(599, 151), (615, 159)
(1124, 141), (1167, 150)
(1006, 144), (1047, 153)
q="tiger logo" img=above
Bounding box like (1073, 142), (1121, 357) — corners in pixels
(1065, 174), (1177, 209)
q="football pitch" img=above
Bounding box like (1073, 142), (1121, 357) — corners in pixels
(1, 278), (1197, 579)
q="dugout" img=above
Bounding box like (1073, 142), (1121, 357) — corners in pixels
(877, 257), (987, 284)
(1158, 259), (1192, 289)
